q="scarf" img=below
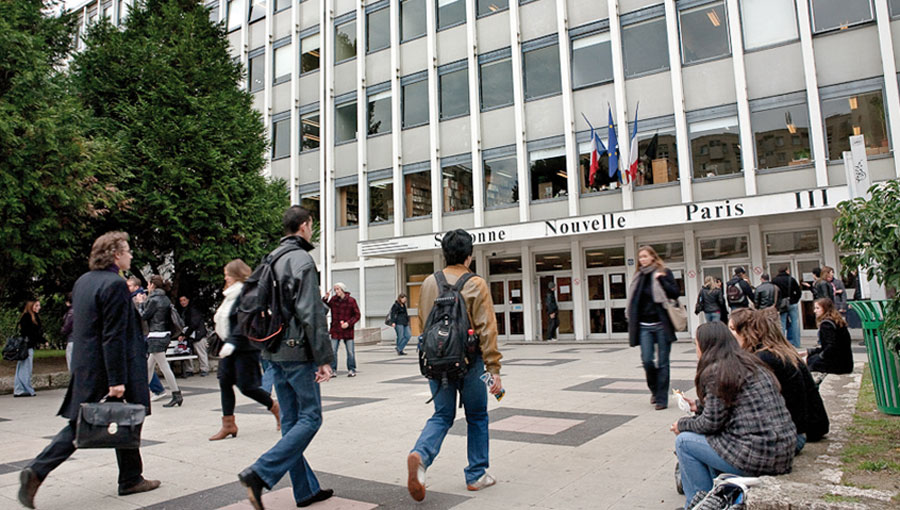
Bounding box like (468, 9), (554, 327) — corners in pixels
(214, 282), (243, 340)
(629, 264), (669, 307)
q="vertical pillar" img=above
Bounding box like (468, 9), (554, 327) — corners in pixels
(357, 3), (368, 244)
(683, 229), (700, 335)
(556, 0), (579, 217)
(521, 244), (536, 341)
(263, 0), (273, 178)
(323, 0), (334, 290)
(748, 223), (765, 286)
(425, 0), (442, 233)
(794, 0), (828, 186)
(390, 0), (403, 237)
(820, 217), (837, 272)
(607, 0), (633, 210)
(571, 238), (586, 341)
(466, 0), (485, 227)
(509, 0), (530, 223)
(726, 0), (757, 196)
(289, 0), (299, 204)
(664, 0), (693, 203)
(875, 0), (900, 178)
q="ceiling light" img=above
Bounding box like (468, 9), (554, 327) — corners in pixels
(852, 125), (862, 136)
(556, 171), (568, 179)
(707, 10), (721, 27)
(848, 96), (858, 110)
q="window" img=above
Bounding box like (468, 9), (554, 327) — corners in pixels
(248, 53), (264, 92)
(649, 241), (685, 262)
(406, 261), (434, 312)
(249, 0), (266, 23)
(484, 156), (518, 207)
(438, 0), (465, 30)
(752, 102), (811, 170)
(301, 112), (319, 151)
(680, 2), (730, 64)
(405, 171), (432, 218)
(699, 236), (749, 260)
(689, 115), (741, 178)
(810, 0), (873, 33)
(103, 2), (112, 19)
(578, 141), (615, 194)
(440, 67), (469, 119)
(740, 0), (798, 50)
(478, 0), (508, 16)
(892, 0), (900, 17)
(623, 17), (669, 77)
(275, 0), (291, 12)
(335, 21), (357, 63)
(765, 230), (820, 256)
(585, 247), (626, 268)
(208, 2), (220, 23)
(227, 0), (245, 31)
(335, 101), (357, 143)
(402, 0), (426, 41)
(524, 44), (561, 100)
(301, 34), (320, 73)
(480, 58), (513, 110)
(633, 131), (679, 186)
(489, 256), (521, 275)
(442, 163), (474, 212)
(822, 90), (889, 160)
(530, 148), (568, 201)
(272, 117), (290, 159)
(300, 194), (320, 222)
(337, 185), (359, 227)
(367, 8), (390, 53)
(273, 44), (292, 84)
(369, 180), (394, 223)
(402, 79), (429, 127)
(536, 252), (572, 272)
(368, 91), (391, 136)
(572, 33), (613, 88)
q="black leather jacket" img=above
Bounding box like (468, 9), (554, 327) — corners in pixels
(140, 289), (172, 333)
(698, 287), (726, 313)
(754, 282), (778, 309)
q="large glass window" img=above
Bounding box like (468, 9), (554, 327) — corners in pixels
(480, 58), (513, 110)
(301, 34), (320, 73)
(530, 148), (568, 201)
(208, 2), (219, 23)
(402, 0), (426, 41)
(680, 2), (730, 64)
(335, 101), (357, 143)
(405, 171), (432, 218)
(892, 0), (900, 17)
(249, 53), (264, 92)
(752, 102), (812, 170)
(578, 141), (615, 194)
(442, 163), (474, 212)
(272, 118), (290, 159)
(273, 44), (292, 83)
(478, 0), (508, 16)
(249, 0), (265, 23)
(524, 44), (561, 100)
(369, 180), (393, 223)
(335, 21), (357, 63)
(810, 0), (873, 33)
(489, 256), (521, 275)
(699, 236), (750, 260)
(649, 241), (685, 263)
(822, 90), (889, 160)
(438, 0), (465, 30)
(689, 115), (741, 179)
(403, 80), (429, 127)
(301, 112), (320, 151)
(765, 230), (820, 256)
(368, 91), (391, 136)
(300, 194), (320, 222)
(367, 8), (390, 53)
(572, 33), (613, 88)
(484, 156), (518, 207)
(633, 131), (679, 186)
(440, 68), (469, 119)
(536, 252), (572, 272)
(274, 0), (291, 12)
(623, 18), (669, 77)
(337, 185), (359, 227)
(227, 0), (245, 31)
(740, 0), (798, 50)
(585, 247), (626, 268)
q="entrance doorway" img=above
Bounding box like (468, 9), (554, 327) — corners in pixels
(490, 278), (525, 341)
(767, 258), (822, 331)
(585, 269), (629, 340)
(535, 251), (574, 340)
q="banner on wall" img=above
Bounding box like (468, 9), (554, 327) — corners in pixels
(846, 135), (872, 200)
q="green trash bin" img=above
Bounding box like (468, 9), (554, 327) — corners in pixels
(849, 301), (900, 415)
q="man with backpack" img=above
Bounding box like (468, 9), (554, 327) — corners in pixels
(238, 206), (335, 510)
(773, 267), (803, 348)
(406, 229), (503, 502)
(725, 267), (755, 311)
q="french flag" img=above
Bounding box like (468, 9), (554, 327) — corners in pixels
(627, 104), (640, 185)
(589, 122), (607, 187)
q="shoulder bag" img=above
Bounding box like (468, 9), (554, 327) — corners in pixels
(75, 397), (145, 449)
(665, 298), (688, 332)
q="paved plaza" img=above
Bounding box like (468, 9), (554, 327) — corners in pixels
(0, 341), (812, 510)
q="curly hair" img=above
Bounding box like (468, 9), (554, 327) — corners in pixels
(88, 231), (129, 271)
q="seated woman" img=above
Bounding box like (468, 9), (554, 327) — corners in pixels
(806, 298), (853, 375)
(672, 322), (796, 507)
(729, 308), (829, 452)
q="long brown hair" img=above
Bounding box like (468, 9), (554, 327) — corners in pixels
(731, 308), (802, 369)
(224, 259), (252, 283)
(815, 298), (847, 328)
(20, 301), (39, 325)
(635, 245), (666, 275)
(694, 322), (770, 407)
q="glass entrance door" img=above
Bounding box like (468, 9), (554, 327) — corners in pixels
(585, 269), (629, 340)
(538, 275), (574, 339)
(767, 258), (821, 331)
(490, 278), (525, 341)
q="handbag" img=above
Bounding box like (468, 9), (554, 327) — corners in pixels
(2, 333), (29, 361)
(665, 298), (688, 332)
(75, 398), (145, 449)
(207, 332), (224, 358)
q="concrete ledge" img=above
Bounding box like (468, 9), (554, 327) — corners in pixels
(355, 327), (383, 346)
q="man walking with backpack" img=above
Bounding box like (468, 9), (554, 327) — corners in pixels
(725, 267), (755, 311)
(238, 206), (335, 510)
(406, 229), (504, 502)
(773, 267), (803, 347)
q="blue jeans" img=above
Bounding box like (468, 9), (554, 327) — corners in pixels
(411, 356), (489, 484)
(149, 373), (164, 394)
(675, 432), (747, 507)
(639, 323), (671, 407)
(330, 338), (356, 372)
(796, 433), (807, 454)
(704, 312), (721, 323)
(260, 358), (275, 394)
(14, 348), (36, 396)
(395, 325), (412, 354)
(251, 361), (323, 504)
(780, 302), (801, 348)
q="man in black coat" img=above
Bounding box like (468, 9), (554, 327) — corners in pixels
(544, 282), (559, 340)
(19, 232), (160, 509)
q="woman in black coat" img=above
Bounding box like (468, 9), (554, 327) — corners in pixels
(389, 293), (411, 355)
(806, 298), (853, 374)
(627, 245), (680, 410)
(14, 300), (45, 397)
(137, 275), (182, 407)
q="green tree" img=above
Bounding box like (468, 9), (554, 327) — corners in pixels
(0, 0), (124, 306)
(72, 0), (288, 307)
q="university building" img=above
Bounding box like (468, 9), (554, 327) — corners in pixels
(68, 0), (900, 341)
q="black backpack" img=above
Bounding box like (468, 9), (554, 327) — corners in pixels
(726, 280), (745, 305)
(419, 271), (478, 392)
(169, 304), (186, 337)
(235, 245), (300, 353)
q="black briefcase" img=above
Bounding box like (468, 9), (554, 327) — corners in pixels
(75, 399), (146, 449)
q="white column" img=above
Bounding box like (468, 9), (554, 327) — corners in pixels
(112, 0), (119, 26)
(323, 0), (335, 290)
(425, 0), (442, 233)
(624, 234), (636, 300)
(683, 229), (700, 336)
(571, 238), (586, 341)
(794, 0), (828, 186)
(262, 0), (273, 178)
(289, 0), (299, 204)
(465, 0), (485, 227)
(820, 217), (838, 272)
(557, 0), (579, 217)
(608, 0), (633, 210)
(726, 0), (757, 196)
(357, 3), (368, 243)
(748, 223), (764, 286)
(509, 1), (530, 222)
(664, 0), (693, 203)
(521, 244), (536, 341)
(390, 0), (403, 237)
(875, 0), (900, 178)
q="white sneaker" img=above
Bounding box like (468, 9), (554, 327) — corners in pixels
(151, 391), (168, 402)
(466, 473), (496, 491)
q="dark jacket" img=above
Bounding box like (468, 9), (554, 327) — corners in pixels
(60, 307), (74, 344)
(627, 268), (680, 347)
(181, 303), (207, 341)
(808, 320), (853, 374)
(697, 287), (726, 314)
(772, 271), (802, 305)
(813, 279), (834, 302)
(755, 349), (829, 438)
(224, 292), (257, 352)
(140, 289), (172, 333)
(754, 281), (778, 309)
(263, 236), (334, 366)
(545, 291), (558, 315)
(18, 314), (45, 349)
(59, 268), (150, 419)
(324, 292), (361, 340)
(726, 276), (755, 310)
(389, 301), (409, 326)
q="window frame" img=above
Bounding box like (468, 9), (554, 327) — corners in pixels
(748, 92), (814, 173)
(437, 0), (467, 32)
(621, 13), (670, 79)
(528, 143), (569, 203)
(272, 37), (292, 85)
(570, 26), (614, 90)
(227, 0), (246, 32)
(335, 180), (360, 229)
(808, 0), (874, 35)
(522, 35), (562, 102)
(367, 172), (395, 225)
(366, 4), (391, 54)
(686, 104), (743, 181)
(334, 17), (358, 65)
(477, 0), (509, 18)
(739, 0), (800, 53)
(271, 112), (292, 161)
(274, 0), (292, 14)
(483, 148), (519, 210)
(299, 104), (320, 153)
(440, 156), (475, 214)
(403, 164), (433, 220)
(478, 48), (514, 112)
(248, 0), (266, 24)
(819, 78), (891, 162)
(624, 115), (680, 189)
(891, 0), (900, 19)
(401, 72), (430, 129)
(367, 86), (393, 137)
(334, 93), (358, 145)
(678, 0), (732, 66)
(248, 48), (265, 92)
(401, 0), (427, 43)
(300, 29), (321, 75)
(438, 60), (470, 120)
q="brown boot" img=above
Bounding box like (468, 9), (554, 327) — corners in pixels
(269, 400), (281, 431)
(209, 415), (238, 441)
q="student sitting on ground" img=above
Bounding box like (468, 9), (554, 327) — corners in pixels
(805, 298), (853, 375)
